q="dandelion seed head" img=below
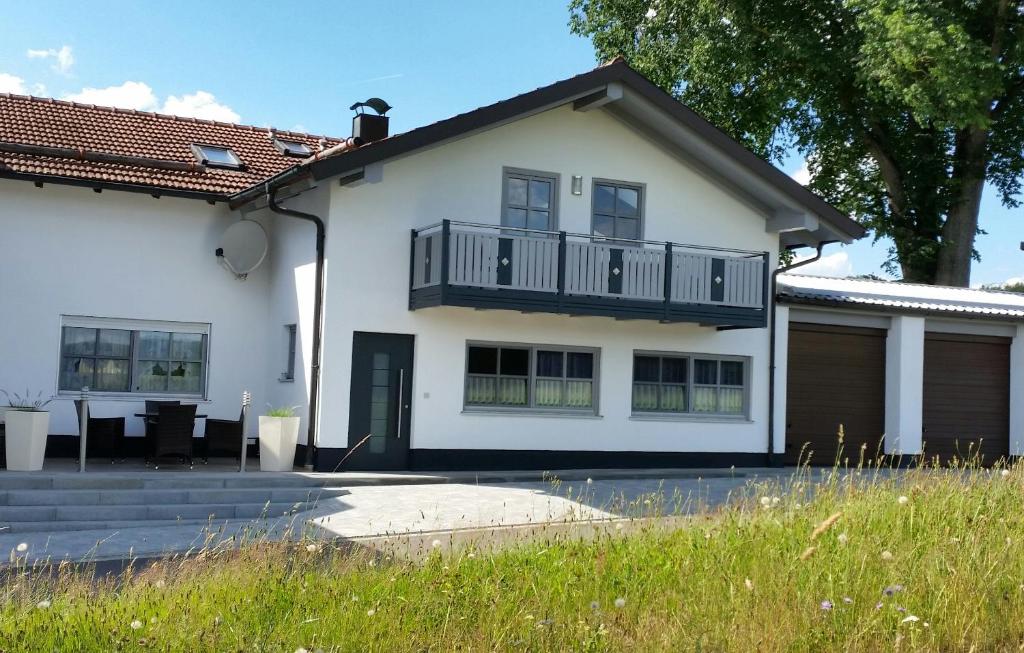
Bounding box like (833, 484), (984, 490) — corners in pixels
(842, 597), (853, 604)
(366, 608), (375, 616)
(898, 495), (909, 505)
(1001, 469), (1010, 478)
(586, 478), (593, 484)
(760, 496), (771, 508)
(837, 532), (849, 545)
(744, 578), (754, 591)
(130, 620), (143, 630)
(154, 579), (165, 589)
(614, 597), (626, 609)
(771, 496), (781, 506)
(431, 539), (442, 549)
(305, 544), (318, 553)
(36, 599), (50, 609)
(881, 550), (894, 561)
(901, 615), (919, 623)
(615, 523), (623, 530)
(295, 648), (309, 653)
(15, 543), (27, 553)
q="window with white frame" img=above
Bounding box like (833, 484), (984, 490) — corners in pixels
(465, 343), (597, 412)
(632, 353), (747, 416)
(58, 317), (209, 396)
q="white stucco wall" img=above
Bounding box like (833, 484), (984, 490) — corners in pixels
(0, 179), (271, 438)
(247, 186), (328, 440)
(315, 104), (779, 454)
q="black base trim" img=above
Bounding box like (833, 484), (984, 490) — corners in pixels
(0, 434), (260, 464)
(312, 447), (766, 472)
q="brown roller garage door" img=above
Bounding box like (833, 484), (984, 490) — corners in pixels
(923, 333), (1010, 464)
(786, 323), (886, 465)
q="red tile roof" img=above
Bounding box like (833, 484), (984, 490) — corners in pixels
(0, 93), (346, 198)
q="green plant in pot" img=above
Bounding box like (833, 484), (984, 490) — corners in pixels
(1, 390), (53, 471)
(259, 405), (301, 472)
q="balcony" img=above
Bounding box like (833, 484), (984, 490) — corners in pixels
(409, 221), (769, 328)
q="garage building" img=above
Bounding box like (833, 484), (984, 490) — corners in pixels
(775, 274), (1024, 466)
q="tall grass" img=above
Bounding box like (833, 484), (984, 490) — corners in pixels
(2, 461), (1023, 651)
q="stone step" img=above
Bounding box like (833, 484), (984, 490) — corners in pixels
(0, 501), (320, 524)
(0, 486), (349, 507)
(0, 474), (330, 492)
(0, 516), (296, 535)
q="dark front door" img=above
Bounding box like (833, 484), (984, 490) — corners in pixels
(346, 332), (414, 470)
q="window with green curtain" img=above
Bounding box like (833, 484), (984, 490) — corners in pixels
(465, 344), (597, 412)
(632, 353), (746, 416)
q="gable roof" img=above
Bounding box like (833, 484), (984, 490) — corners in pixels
(0, 61), (865, 247)
(294, 59), (864, 245)
(778, 274), (1024, 320)
(0, 93), (344, 199)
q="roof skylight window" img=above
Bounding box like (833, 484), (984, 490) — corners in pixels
(274, 138), (313, 157)
(191, 144), (243, 169)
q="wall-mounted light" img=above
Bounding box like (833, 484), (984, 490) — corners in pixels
(571, 175), (583, 196)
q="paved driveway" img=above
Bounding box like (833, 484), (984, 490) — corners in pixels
(4, 470), (801, 564)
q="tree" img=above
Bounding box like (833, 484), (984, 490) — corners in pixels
(569, 0), (1024, 286)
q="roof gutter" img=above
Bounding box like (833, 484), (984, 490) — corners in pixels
(229, 137), (362, 209)
(767, 244), (824, 467)
(267, 185), (326, 470)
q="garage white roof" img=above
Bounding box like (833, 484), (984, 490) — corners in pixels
(777, 274), (1024, 320)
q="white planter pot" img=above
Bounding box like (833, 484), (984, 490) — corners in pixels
(258, 416), (300, 472)
(4, 410), (49, 471)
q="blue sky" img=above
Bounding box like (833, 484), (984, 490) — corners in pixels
(2, 1), (1020, 285)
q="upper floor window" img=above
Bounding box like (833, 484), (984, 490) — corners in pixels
(502, 168), (558, 234)
(58, 317), (209, 396)
(592, 180), (643, 241)
(191, 144), (243, 170)
(632, 352), (747, 417)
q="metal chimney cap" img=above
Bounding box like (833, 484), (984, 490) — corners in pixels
(349, 98), (392, 115)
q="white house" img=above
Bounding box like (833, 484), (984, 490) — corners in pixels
(1, 59), (1018, 471)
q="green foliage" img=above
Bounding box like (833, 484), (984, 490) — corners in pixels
(3, 465), (1024, 650)
(264, 405), (298, 418)
(1, 389), (52, 411)
(569, 0), (1024, 285)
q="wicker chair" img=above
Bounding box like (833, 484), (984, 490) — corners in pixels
(203, 407), (245, 462)
(74, 400), (126, 463)
(148, 404), (196, 468)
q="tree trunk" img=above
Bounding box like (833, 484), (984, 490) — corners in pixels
(934, 127), (989, 287)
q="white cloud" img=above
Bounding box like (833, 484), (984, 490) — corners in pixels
(792, 251), (854, 278)
(61, 83), (240, 122)
(161, 91), (240, 123)
(26, 45), (74, 74)
(63, 81), (159, 110)
(1003, 276), (1024, 286)
(0, 73), (26, 94)
(791, 161), (811, 186)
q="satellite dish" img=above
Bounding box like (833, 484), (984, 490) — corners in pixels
(216, 220), (268, 279)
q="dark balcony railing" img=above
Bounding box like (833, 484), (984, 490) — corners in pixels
(410, 220), (769, 327)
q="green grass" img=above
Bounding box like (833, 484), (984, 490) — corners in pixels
(3, 463), (1024, 651)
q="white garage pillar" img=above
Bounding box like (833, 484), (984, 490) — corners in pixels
(884, 316), (925, 455)
(1010, 325), (1024, 456)
(772, 305), (790, 455)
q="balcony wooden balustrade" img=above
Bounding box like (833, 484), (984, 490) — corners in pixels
(409, 220), (769, 328)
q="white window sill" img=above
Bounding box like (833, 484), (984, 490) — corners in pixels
(55, 392), (210, 403)
(461, 409), (603, 420)
(630, 413), (752, 424)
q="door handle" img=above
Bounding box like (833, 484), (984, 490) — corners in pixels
(396, 368), (405, 439)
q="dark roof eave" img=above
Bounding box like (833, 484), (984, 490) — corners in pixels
(0, 169), (229, 202)
(229, 164), (309, 209)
